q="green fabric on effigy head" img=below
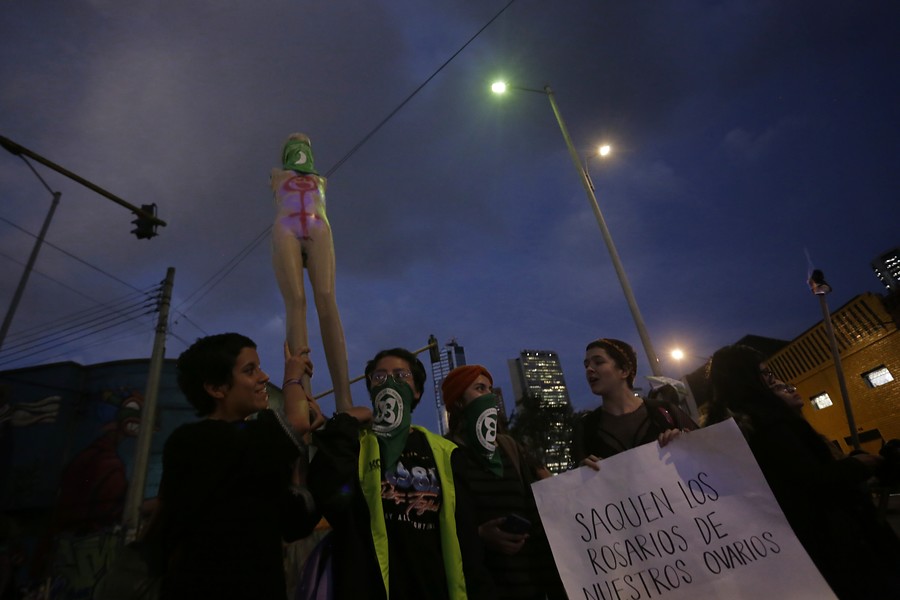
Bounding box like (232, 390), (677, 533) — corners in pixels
(282, 138), (317, 174)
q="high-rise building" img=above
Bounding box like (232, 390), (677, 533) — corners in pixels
(872, 247), (900, 294)
(493, 386), (509, 424)
(429, 337), (466, 435)
(508, 349), (573, 472)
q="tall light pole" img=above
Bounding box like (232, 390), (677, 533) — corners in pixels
(491, 82), (662, 376)
(808, 269), (860, 451)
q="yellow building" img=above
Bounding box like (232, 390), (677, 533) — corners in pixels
(767, 292), (900, 454)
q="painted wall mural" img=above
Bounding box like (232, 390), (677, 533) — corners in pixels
(1, 359), (186, 598)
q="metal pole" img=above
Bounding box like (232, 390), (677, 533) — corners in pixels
(122, 267), (175, 542)
(0, 135), (165, 226)
(542, 85), (662, 376)
(817, 295), (860, 451)
(0, 191), (61, 351)
(312, 339), (438, 399)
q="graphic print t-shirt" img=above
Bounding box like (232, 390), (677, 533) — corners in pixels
(381, 429), (449, 600)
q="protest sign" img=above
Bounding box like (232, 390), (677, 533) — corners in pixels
(531, 419), (836, 600)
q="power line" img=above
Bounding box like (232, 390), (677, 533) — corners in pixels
(325, 0), (517, 177)
(0, 215), (146, 293)
(0, 309), (154, 367)
(0, 286), (158, 359)
(0, 229), (195, 363)
(0, 247), (196, 355)
(34, 321), (162, 366)
(171, 312), (209, 339)
(3, 293), (155, 351)
(0, 249), (148, 314)
(0, 292), (156, 357)
(175, 227), (270, 313)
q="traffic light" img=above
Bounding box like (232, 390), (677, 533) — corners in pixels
(428, 334), (440, 363)
(131, 203), (158, 240)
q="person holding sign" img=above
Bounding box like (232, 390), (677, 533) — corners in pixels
(308, 348), (494, 600)
(441, 365), (565, 600)
(703, 344), (900, 599)
(573, 338), (696, 469)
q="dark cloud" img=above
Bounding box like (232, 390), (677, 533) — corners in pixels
(2, 0), (899, 425)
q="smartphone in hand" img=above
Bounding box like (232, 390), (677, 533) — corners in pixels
(499, 513), (531, 534)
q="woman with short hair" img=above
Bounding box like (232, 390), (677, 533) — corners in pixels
(573, 338), (695, 469)
(158, 333), (323, 600)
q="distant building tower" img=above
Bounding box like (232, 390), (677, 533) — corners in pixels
(872, 247), (900, 293)
(493, 386), (509, 424)
(508, 349), (573, 472)
(429, 336), (466, 435)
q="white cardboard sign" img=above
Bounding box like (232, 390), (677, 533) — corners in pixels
(531, 419), (836, 600)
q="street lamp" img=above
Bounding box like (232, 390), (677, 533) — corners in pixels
(669, 347), (710, 363)
(491, 81), (662, 376)
(808, 269), (860, 451)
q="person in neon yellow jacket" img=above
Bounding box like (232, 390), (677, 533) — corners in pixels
(309, 348), (494, 600)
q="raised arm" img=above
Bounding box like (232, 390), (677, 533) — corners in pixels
(282, 341), (318, 436)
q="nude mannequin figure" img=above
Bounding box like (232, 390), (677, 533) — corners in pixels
(271, 133), (352, 412)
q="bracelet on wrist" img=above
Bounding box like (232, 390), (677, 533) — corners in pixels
(283, 378), (303, 387)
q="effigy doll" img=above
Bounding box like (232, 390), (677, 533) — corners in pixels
(271, 133), (352, 412)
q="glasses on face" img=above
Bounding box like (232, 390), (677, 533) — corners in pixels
(771, 383), (797, 394)
(368, 369), (413, 386)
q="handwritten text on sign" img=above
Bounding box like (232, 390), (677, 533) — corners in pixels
(531, 420), (835, 600)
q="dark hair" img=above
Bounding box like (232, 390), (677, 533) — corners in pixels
(177, 333), (256, 417)
(703, 344), (791, 426)
(648, 384), (680, 406)
(586, 338), (637, 389)
(364, 347), (427, 410)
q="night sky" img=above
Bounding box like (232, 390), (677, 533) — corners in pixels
(2, 1), (899, 433)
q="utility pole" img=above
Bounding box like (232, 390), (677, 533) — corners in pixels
(0, 190), (60, 351)
(122, 267), (175, 542)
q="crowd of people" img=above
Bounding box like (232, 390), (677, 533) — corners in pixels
(121, 332), (900, 600)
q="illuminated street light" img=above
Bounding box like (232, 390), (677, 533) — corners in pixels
(582, 145), (611, 191)
(667, 346), (710, 369)
(491, 81), (662, 376)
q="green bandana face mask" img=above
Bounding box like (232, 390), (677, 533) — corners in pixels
(371, 377), (414, 471)
(281, 139), (317, 174)
(462, 393), (503, 476)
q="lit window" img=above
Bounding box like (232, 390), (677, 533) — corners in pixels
(862, 366), (894, 388)
(811, 392), (833, 410)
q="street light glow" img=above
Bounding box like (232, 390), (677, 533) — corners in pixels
(671, 348), (685, 361)
(486, 80), (662, 375)
(599, 144), (611, 157)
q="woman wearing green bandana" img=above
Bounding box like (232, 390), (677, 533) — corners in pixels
(308, 348), (494, 600)
(442, 365), (565, 600)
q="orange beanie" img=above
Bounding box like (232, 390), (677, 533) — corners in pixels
(441, 365), (493, 413)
